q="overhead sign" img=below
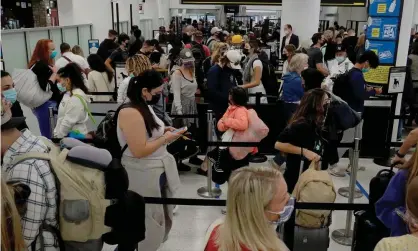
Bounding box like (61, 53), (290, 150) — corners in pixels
(138, 4), (144, 14)
(368, 0), (401, 17)
(181, 0), (366, 6)
(388, 66), (406, 93)
(88, 39), (99, 54)
(366, 17), (399, 40)
(224, 5), (239, 14)
(365, 39), (396, 64)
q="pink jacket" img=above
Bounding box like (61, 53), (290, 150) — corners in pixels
(217, 105), (249, 132)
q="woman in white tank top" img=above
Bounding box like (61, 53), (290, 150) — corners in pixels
(117, 70), (185, 251)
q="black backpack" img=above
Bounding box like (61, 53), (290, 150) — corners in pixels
(190, 41), (206, 64)
(369, 165), (396, 210)
(94, 103), (131, 159)
(331, 68), (355, 102)
(260, 58), (279, 103)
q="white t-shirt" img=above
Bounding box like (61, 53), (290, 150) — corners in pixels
(247, 59), (267, 104)
(117, 105), (167, 159)
(55, 52), (89, 70)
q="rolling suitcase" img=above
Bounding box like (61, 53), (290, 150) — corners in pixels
(352, 210), (389, 251)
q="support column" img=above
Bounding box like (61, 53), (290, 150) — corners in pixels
(413, 0), (418, 30)
(281, 0), (321, 48)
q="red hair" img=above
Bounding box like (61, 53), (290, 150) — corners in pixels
(28, 39), (54, 68)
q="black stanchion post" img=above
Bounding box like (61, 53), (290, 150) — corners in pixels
(255, 92), (261, 107)
(116, 3), (120, 35)
(111, 2), (115, 30)
(130, 4), (133, 29)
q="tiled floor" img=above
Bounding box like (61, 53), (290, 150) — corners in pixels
(21, 105), (391, 251)
(101, 157), (389, 251)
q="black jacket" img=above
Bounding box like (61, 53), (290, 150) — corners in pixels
(31, 61), (62, 103)
(97, 39), (119, 62)
(281, 34), (300, 59)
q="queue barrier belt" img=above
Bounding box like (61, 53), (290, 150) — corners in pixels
(143, 197), (371, 211)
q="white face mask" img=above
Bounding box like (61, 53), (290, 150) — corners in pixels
(336, 56), (346, 63)
(284, 29), (289, 35)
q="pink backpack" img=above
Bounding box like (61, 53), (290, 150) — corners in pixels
(230, 109), (269, 160)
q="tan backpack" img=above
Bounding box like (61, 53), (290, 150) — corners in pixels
(292, 161), (336, 228)
(11, 137), (112, 247)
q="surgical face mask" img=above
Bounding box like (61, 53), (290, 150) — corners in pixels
(336, 56), (346, 63)
(50, 50), (58, 59)
(284, 29), (289, 35)
(57, 83), (67, 93)
(267, 197), (296, 226)
(362, 68), (370, 73)
(147, 93), (161, 105)
(183, 61), (194, 69)
(3, 88), (17, 104)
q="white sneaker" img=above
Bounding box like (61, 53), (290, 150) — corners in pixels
(221, 208), (227, 215)
(328, 164), (346, 177)
(173, 205), (179, 214)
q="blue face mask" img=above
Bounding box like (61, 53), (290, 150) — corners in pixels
(57, 83), (67, 93)
(3, 88), (17, 104)
(362, 68), (370, 73)
(50, 50), (58, 59)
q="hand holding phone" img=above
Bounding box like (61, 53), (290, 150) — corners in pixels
(172, 126), (188, 134)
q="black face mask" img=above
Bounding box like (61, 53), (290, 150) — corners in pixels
(148, 93), (161, 105)
(242, 49), (249, 55)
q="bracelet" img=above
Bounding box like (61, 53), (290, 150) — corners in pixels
(161, 135), (169, 145)
(396, 150), (406, 158)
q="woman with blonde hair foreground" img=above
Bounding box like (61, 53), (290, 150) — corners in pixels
(204, 166), (293, 251)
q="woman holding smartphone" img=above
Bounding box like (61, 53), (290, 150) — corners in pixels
(117, 70), (184, 251)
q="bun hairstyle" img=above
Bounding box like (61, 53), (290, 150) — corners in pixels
(229, 87), (248, 107)
(126, 70), (163, 137)
(57, 63), (89, 94)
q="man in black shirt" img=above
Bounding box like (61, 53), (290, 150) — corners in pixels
(105, 33), (130, 72)
(307, 33), (328, 76)
(342, 29), (358, 63)
(97, 29), (118, 62)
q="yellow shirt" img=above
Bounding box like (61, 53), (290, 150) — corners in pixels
(374, 235), (418, 251)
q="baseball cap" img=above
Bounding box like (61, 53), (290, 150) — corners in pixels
(179, 48), (195, 62)
(1, 101), (25, 130)
(211, 27), (222, 35)
(226, 50), (242, 70)
(231, 35), (243, 44)
(336, 44), (346, 52)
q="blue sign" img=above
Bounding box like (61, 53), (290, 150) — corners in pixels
(369, 0), (401, 17)
(366, 17), (399, 40)
(88, 39), (100, 54)
(365, 39), (396, 64)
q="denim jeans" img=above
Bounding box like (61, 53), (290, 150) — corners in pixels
(32, 100), (57, 139)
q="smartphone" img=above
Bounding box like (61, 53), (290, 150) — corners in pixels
(173, 126), (188, 134)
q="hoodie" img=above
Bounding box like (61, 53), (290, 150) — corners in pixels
(54, 88), (91, 138)
(375, 169), (409, 237)
(281, 71), (304, 103)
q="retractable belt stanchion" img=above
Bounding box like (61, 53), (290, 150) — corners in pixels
(331, 121), (361, 246)
(197, 110), (222, 198)
(49, 106), (55, 138)
(338, 117), (363, 199)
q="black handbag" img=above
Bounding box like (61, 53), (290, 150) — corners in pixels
(167, 136), (200, 161)
(208, 147), (231, 185)
(328, 93), (361, 131)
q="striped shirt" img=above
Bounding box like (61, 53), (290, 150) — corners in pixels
(2, 129), (59, 251)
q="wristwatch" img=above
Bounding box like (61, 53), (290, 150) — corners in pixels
(395, 150), (406, 158)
